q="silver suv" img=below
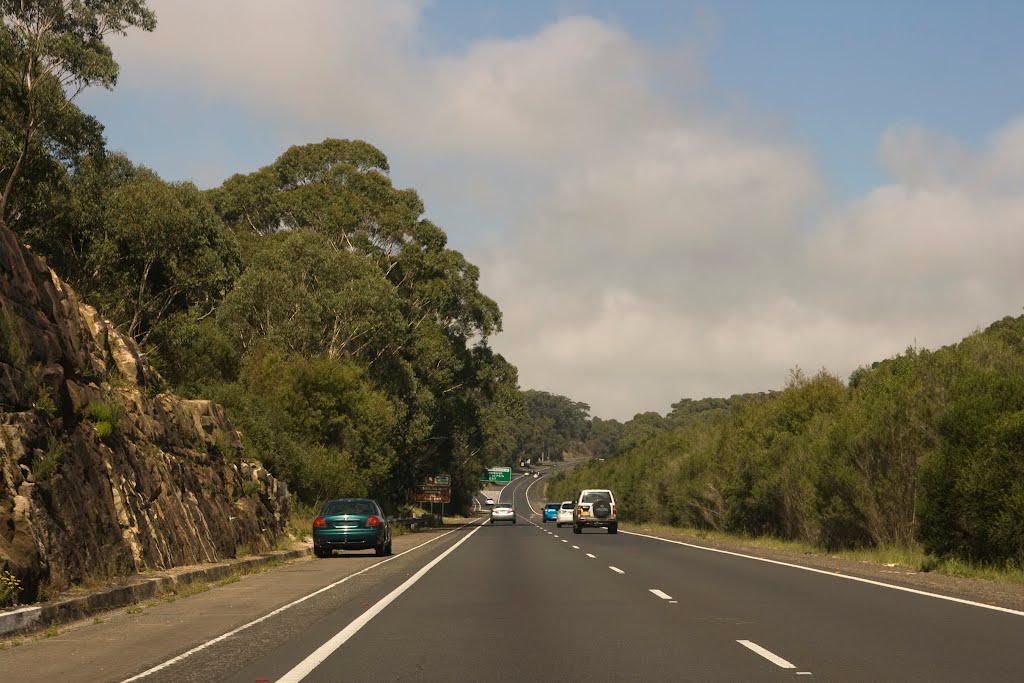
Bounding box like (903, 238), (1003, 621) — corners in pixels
(573, 489), (617, 534)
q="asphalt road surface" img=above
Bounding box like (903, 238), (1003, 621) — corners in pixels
(4, 470), (1023, 681)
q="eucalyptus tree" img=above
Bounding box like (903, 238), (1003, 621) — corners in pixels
(209, 139), (515, 507)
(0, 0), (155, 226)
(216, 229), (404, 365)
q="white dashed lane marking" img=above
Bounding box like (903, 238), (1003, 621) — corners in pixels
(609, 566), (625, 574)
(737, 640), (797, 670)
(586, 553), (596, 558)
(649, 589), (673, 601)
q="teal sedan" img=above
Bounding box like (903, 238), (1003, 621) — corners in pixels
(313, 498), (393, 558)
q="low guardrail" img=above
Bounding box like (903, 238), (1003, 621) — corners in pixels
(388, 514), (438, 530)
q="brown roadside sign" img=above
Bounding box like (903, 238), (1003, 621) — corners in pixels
(415, 484), (451, 504)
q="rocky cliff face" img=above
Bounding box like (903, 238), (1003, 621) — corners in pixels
(0, 226), (289, 603)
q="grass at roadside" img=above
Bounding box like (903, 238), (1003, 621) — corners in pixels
(286, 502), (318, 542)
(626, 522), (1024, 587)
(928, 557), (1024, 584)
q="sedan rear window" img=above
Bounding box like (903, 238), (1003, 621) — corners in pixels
(324, 501), (376, 516)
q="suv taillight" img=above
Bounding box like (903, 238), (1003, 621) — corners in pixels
(611, 504), (616, 516)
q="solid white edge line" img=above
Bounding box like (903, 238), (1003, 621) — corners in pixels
(523, 473), (547, 515)
(277, 522), (486, 683)
(649, 589), (673, 601)
(609, 566), (624, 574)
(737, 639), (796, 669)
(118, 523), (479, 682)
(621, 530), (1024, 617)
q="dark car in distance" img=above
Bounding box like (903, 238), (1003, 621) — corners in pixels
(313, 498), (393, 557)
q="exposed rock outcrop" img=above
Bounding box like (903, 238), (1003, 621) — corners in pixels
(0, 226), (289, 603)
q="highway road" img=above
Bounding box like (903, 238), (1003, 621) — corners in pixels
(4, 469), (1024, 681)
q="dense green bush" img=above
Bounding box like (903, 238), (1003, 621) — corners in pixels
(917, 327), (1024, 566)
(550, 318), (1024, 567)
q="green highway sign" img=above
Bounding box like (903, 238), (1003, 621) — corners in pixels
(480, 466), (512, 483)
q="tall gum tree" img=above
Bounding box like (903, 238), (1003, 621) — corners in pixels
(0, 0), (156, 226)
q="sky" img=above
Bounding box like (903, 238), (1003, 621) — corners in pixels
(79, 0), (1024, 421)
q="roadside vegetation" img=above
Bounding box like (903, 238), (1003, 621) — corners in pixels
(549, 315), (1024, 576)
(2, 2), (1021, 586)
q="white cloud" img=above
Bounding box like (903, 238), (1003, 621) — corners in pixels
(810, 121), (1024, 334)
(103, 2), (1024, 419)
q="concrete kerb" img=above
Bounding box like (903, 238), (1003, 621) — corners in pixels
(0, 546), (311, 638)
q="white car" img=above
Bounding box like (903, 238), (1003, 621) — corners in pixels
(573, 489), (617, 534)
(490, 502), (516, 524)
(555, 500), (574, 527)
(484, 498), (494, 506)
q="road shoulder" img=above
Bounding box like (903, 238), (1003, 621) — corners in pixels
(624, 524), (1024, 612)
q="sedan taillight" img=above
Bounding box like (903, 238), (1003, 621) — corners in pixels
(366, 515), (381, 527)
(313, 516), (326, 528)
